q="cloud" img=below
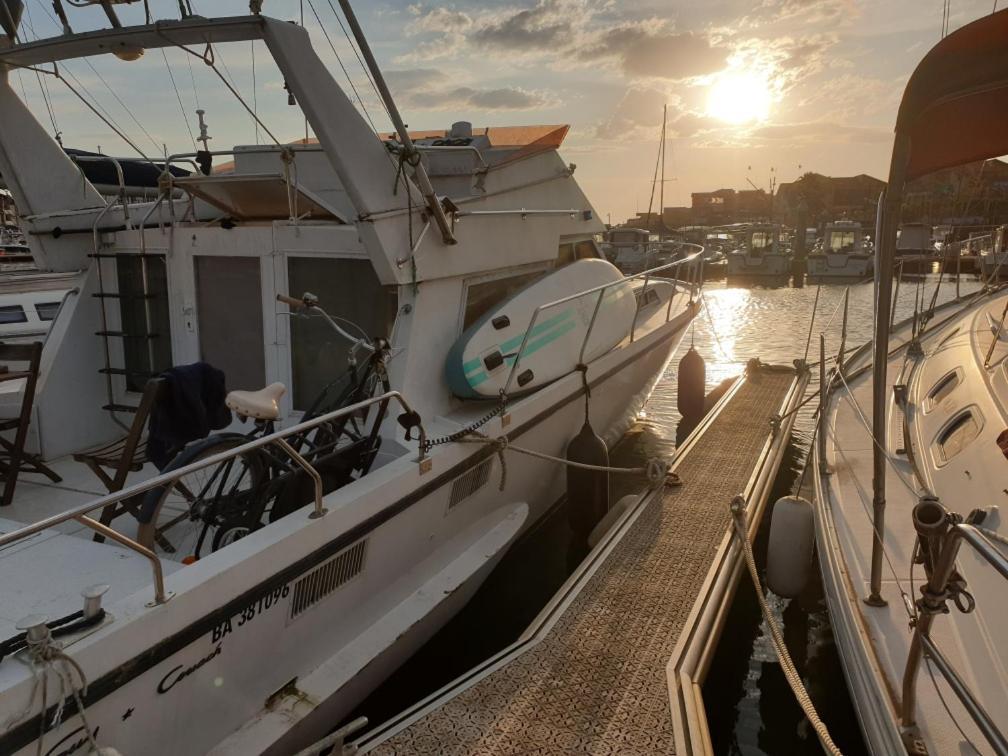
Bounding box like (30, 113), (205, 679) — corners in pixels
(595, 89), (719, 141)
(402, 3), (728, 81)
(471, 3), (571, 50)
(750, 121), (890, 143)
(757, 0), (857, 24)
(384, 68), (447, 92)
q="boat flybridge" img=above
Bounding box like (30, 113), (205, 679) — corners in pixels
(806, 219), (874, 283)
(808, 11), (1008, 754)
(0, 4), (702, 755)
(725, 223), (791, 282)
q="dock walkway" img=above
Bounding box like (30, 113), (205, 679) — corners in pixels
(362, 366), (801, 755)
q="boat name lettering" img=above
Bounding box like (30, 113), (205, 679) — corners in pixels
(157, 644), (222, 694)
(44, 725), (101, 756)
(211, 583), (290, 643)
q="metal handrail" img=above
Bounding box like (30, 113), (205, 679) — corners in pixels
(0, 390), (426, 605)
(901, 500), (1008, 754)
(501, 248), (703, 396)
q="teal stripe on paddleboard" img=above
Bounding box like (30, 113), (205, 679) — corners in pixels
(468, 370), (490, 387)
(504, 318), (578, 364)
(462, 356), (482, 375)
(500, 309), (573, 353)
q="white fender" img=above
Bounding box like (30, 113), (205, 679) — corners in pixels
(587, 493), (638, 549)
(766, 495), (814, 598)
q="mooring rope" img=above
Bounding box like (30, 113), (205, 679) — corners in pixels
(730, 496), (843, 756)
(455, 430), (678, 491)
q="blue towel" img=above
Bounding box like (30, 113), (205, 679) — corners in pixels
(147, 362), (231, 469)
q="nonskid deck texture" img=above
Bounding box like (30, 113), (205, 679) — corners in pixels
(369, 367), (796, 755)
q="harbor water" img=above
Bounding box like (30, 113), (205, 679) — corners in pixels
(352, 273), (984, 754)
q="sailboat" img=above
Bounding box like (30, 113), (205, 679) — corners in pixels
(802, 11), (1008, 753)
(0, 2), (701, 754)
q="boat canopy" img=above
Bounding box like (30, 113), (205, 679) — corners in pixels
(896, 8), (1008, 180)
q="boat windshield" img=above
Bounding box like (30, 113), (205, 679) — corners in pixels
(751, 231), (773, 249)
(828, 231), (856, 252)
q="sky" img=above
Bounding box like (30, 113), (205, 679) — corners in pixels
(6, 0), (1002, 224)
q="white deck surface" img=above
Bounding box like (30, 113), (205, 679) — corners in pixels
(823, 294), (1008, 755)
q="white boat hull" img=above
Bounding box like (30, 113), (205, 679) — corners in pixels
(806, 253), (874, 282)
(2, 306), (693, 756)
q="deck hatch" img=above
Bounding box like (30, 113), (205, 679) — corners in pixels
(289, 538), (368, 620)
(449, 458), (493, 509)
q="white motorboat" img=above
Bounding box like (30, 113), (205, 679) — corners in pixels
(725, 223), (791, 282)
(0, 4), (700, 755)
(602, 226), (655, 273)
(806, 220), (874, 283)
(798, 13), (1008, 754)
(978, 225), (1008, 281)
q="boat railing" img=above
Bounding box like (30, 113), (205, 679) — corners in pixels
(901, 498), (1008, 754)
(501, 248), (704, 396)
(0, 390), (427, 607)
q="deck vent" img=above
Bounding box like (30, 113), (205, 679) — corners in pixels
(449, 458), (493, 510)
(289, 538), (368, 620)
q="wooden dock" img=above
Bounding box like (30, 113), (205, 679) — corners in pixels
(358, 364), (806, 755)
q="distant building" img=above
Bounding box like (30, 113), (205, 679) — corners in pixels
(775, 173), (885, 228)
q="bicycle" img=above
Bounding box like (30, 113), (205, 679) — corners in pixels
(136, 292), (392, 558)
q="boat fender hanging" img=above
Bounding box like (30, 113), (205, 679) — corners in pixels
(677, 346), (706, 421)
(566, 421), (610, 539)
(766, 495), (815, 599)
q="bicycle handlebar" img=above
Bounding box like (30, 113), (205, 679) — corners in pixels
(276, 291), (377, 358)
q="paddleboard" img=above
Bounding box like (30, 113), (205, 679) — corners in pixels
(446, 259), (637, 399)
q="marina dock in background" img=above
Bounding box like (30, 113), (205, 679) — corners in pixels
(358, 362), (808, 754)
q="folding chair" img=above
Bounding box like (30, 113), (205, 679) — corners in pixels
(0, 341), (61, 507)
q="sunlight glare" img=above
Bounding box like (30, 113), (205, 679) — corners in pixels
(706, 70), (772, 125)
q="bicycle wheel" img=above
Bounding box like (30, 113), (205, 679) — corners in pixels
(137, 436), (266, 559)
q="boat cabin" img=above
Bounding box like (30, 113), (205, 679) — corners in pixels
(821, 220), (866, 255)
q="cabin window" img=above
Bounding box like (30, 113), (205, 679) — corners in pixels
(463, 271), (544, 330)
(936, 410), (981, 463)
(558, 244), (575, 267)
(0, 305), (27, 324)
(751, 232), (772, 249)
(35, 302), (61, 321)
(829, 231), (856, 252)
(288, 257), (397, 411)
(116, 255), (172, 392)
(925, 370), (960, 412)
(997, 429), (1008, 461)
(195, 256), (265, 393)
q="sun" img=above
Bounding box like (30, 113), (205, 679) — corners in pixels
(706, 70), (773, 125)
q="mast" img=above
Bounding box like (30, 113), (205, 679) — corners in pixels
(659, 104), (667, 236)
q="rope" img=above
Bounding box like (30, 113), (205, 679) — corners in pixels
(306, 0), (385, 142)
(455, 430), (677, 488)
(4, 622), (98, 756)
(730, 497), (843, 755)
(161, 48), (197, 150)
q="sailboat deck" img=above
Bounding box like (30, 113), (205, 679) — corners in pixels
(362, 367), (798, 754)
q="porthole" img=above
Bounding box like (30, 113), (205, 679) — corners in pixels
(925, 369), (961, 412)
(933, 409), (982, 465)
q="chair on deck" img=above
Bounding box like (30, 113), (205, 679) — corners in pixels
(73, 377), (166, 536)
(0, 341), (62, 507)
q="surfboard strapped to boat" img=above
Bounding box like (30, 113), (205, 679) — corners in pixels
(446, 259), (638, 399)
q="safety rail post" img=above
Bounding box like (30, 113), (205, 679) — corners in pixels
(76, 514), (171, 605)
(274, 437), (327, 519)
(838, 286), (850, 375)
(578, 288), (607, 365)
(818, 335), (828, 475)
(630, 272), (649, 343)
(502, 306), (541, 397)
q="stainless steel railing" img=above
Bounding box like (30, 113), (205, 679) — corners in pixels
(501, 248), (703, 396)
(901, 498), (1008, 754)
(0, 390), (426, 606)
